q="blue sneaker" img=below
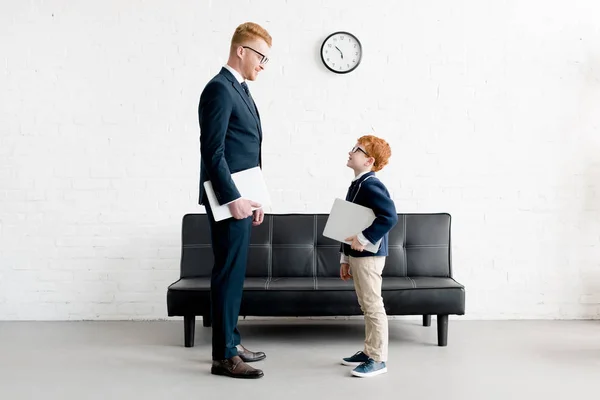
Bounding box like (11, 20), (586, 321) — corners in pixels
(351, 358), (388, 378)
(341, 351), (370, 366)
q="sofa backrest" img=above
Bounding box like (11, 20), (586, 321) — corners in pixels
(179, 213), (452, 279)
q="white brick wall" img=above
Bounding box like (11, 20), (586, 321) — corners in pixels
(1, 0), (599, 320)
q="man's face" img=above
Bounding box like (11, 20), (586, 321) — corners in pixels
(240, 39), (270, 81)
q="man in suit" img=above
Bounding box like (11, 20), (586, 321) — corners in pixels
(198, 22), (272, 379)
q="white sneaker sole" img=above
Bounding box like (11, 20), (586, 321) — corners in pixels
(341, 360), (364, 366)
(351, 367), (388, 378)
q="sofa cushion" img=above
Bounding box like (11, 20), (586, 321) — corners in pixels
(178, 213), (454, 279)
(168, 276), (463, 292)
(169, 277), (269, 291)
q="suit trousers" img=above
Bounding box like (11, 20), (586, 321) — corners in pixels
(205, 204), (253, 360)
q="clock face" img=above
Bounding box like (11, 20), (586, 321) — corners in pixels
(320, 31), (362, 74)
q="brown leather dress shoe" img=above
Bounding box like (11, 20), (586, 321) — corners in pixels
(211, 355), (264, 379)
(236, 344), (266, 362)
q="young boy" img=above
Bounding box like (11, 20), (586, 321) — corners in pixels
(339, 135), (398, 378)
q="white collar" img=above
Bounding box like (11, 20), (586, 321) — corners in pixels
(352, 171), (371, 182)
(224, 64), (244, 84)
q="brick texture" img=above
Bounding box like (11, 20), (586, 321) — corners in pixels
(1, 1), (599, 320)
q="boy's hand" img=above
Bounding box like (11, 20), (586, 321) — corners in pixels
(340, 263), (352, 281)
(345, 235), (365, 252)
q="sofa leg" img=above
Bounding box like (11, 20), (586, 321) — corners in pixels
(202, 314), (212, 328)
(184, 315), (195, 348)
(423, 315), (431, 326)
(437, 314), (448, 346)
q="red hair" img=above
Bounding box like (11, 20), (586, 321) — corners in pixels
(358, 135), (392, 172)
(231, 22), (272, 48)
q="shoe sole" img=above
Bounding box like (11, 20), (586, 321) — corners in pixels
(211, 367), (264, 379)
(351, 367), (388, 378)
(239, 354), (266, 363)
(341, 360), (365, 366)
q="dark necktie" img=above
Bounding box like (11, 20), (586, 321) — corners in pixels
(241, 81), (262, 167)
(241, 81), (251, 98)
(241, 81), (260, 118)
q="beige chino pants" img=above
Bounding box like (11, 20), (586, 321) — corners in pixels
(349, 256), (388, 362)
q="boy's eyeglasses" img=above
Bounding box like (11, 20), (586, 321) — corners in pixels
(242, 46), (269, 65)
(351, 146), (369, 157)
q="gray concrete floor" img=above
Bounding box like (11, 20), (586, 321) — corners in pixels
(0, 319), (598, 400)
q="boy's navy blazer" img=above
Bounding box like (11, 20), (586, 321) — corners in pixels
(341, 171), (399, 258)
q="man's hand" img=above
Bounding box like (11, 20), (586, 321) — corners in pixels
(252, 207), (264, 226)
(228, 198), (261, 220)
(345, 235), (365, 252)
(340, 263), (352, 281)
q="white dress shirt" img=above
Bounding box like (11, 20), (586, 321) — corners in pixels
(224, 64), (244, 84)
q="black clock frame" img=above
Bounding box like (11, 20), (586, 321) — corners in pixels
(320, 31), (362, 74)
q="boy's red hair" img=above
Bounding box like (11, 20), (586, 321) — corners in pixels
(358, 135), (392, 172)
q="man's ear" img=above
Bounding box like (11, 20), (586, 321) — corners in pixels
(235, 45), (244, 58)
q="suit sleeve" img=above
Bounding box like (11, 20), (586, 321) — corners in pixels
(199, 81), (241, 205)
(361, 182), (399, 244)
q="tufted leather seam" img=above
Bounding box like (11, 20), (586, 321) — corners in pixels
(313, 215), (318, 290)
(403, 215), (408, 277)
(265, 216), (273, 290)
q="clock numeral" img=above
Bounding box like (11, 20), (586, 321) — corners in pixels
(333, 63), (335, 66)
(328, 44), (332, 48)
(355, 52), (358, 55)
(327, 58), (330, 61)
(354, 44), (357, 48)
(352, 59), (356, 63)
(347, 64), (350, 68)
(340, 35), (345, 40)
(333, 38), (337, 42)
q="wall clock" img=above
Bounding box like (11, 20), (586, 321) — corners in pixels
(320, 31), (362, 74)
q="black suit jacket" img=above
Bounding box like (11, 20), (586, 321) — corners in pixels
(198, 68), (263, 205)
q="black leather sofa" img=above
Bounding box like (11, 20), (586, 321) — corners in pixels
(167, 213), (465, 347)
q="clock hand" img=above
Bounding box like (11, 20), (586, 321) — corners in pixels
(335, 46), (344, 59)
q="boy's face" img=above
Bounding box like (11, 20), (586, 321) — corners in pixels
(347, 142), (373, 171)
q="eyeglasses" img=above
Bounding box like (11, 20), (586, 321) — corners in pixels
(242, 46), (269, 65)
(351, 146), (369, 156)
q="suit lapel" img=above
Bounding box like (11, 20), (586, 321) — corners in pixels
(220, 68), (261, 130)
(349, 172), (375, 202)
(255, 101), (262, 142)
(245, 91), (263, 141)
